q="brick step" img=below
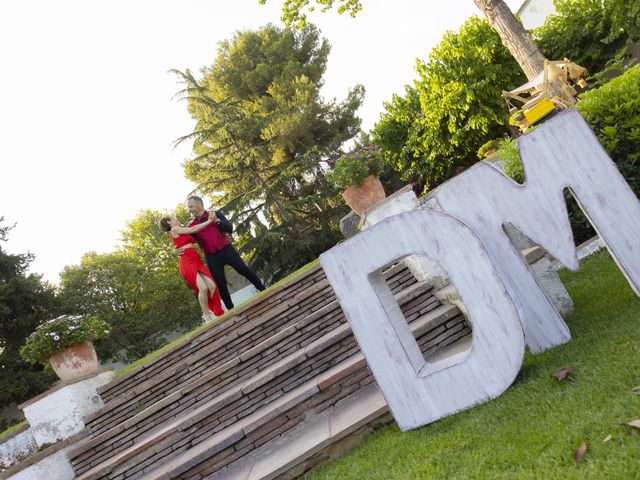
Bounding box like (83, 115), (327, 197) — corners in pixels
(144, 305), (468, 480)
(98, 263), (416, 407)
(71, 321), (358, 477)
(84, 276), (430, 441)
(208, 385), (388, 480)
(97, 264), (327, 403)
(213, 336), (474, 480)
(72, 282), (438, 475)
(75, 304), (464, 480)
(86, 295), (341, 438)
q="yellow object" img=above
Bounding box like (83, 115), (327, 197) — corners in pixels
(501, 58), (588, 132)
(524, 98), (556, 124)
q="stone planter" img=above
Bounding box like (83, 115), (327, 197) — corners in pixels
(48, 341), (99, 382)
(342, 175), (386, 215)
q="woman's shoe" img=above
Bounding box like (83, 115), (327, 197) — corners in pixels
(202, 312), (218, 324)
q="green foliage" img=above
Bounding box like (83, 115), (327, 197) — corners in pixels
(0, 348), (56, 408)
(174, 24), (363, 281)
(0, 217), (59, 407)
(258, 0), (362, 29)
(327, 146), (385, 189)
(58, 208), (202, 362)
(535, 0), (640, 75)
(497, 138), (524, 184)
(570, 64), (640, 240)
(20, 315), (110, 365)
(0, 420), (27, 439)
(577, 65), (640, 196)
(373, 17), (526, 190)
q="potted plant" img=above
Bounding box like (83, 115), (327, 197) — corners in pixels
(328, 145), (386, 214)
(20, 315), (111, 382)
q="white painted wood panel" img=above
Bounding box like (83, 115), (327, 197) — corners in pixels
(431, 108), (640, 352)
(320, 210), (525, 431)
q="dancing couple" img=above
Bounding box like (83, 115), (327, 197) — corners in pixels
(159, 196), (265, 323)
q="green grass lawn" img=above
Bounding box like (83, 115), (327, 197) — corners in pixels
(305, 251), (640, 480)
(0, 420), (27, 440)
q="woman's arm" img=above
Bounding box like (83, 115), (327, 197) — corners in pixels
(171, 214), (214, 235)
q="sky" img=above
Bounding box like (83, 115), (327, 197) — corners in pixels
(0, 0), (523, 284)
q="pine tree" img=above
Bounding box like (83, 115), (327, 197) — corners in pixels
(0, 217), (58, 407)
(174, 24), (363, 280)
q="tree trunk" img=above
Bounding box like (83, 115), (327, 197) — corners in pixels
(474, 0), (546, 81)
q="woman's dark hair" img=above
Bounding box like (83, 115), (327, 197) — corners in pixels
(159, 217), (172, 232)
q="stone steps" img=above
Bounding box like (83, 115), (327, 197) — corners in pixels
(75, 303), (465, 480)
(84, 266), (418, 440)
(68, 261), (473, 479)
(95, 264), (415, 408)
(96, 264), (330, 405)
(147, 305), (467, 480)
(71, 278), (437, 476)
(209, 385), (389, 480)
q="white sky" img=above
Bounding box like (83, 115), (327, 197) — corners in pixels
(0, 0), (523, 283)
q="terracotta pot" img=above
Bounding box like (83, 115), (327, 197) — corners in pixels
(342, 175), (386, 215)
(49, 341), (99, 382)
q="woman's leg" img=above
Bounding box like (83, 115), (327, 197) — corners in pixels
(201, 275), (217, 296)
(195, 273), (210, 316)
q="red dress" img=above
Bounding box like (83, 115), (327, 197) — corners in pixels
(171, 234), (224, 317)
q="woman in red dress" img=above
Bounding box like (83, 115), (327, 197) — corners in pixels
(159, 215), (225, 322)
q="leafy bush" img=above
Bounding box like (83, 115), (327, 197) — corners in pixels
(577, 65), (640, 197)
(373, 16), (526, 190)
(571, 65), (640, 240)
(20, 315), (111, 364)
(327, 146), (385, 189)
(535, 0), (640, 75)
(0, 218), (59, 407)
(482, 138), (524, 183)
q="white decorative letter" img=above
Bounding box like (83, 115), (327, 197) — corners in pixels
(320, 211), (524, 431)
(431, 109), (640, 353)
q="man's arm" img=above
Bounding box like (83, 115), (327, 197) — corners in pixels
(215, 212), (233, 234)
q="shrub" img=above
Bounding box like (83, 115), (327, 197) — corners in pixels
(327, 146), (385, 190)
(478, 138), (524, 184)
(20, 315), (111, 365)
(559, 65), (640, 241)
(577, 65), (640, 196)
(535, 0), (640, 75)
(373, 16), (526, 190)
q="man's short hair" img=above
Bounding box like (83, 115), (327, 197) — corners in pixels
(187, 195), (204, 205)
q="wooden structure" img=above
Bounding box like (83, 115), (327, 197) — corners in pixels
(502, 59), (588, 131)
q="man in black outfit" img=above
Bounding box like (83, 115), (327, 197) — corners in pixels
(177, 196), (265, 310)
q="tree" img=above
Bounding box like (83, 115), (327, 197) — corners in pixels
(0, 217), (58, 407)
(119, 205), (192, 269)
(373, 17), (526, 189)
(58, 208), (202, 362)
(261, 0), (546, 80)
(473, 0), (545, 80)
(259, 0), (361, 28)
(173, 24), (363, 280)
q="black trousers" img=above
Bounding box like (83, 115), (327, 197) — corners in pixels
(205, 245), (265, 309)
